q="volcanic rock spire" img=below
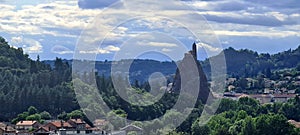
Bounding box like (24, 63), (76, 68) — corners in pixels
(171, 42), (210, 103)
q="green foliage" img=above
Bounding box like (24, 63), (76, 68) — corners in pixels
(28, 106), (38, 115)
(192, 120), (210, 135)
(26, 114), (41, 122)
(67, 110), (84, 119)
(40, 111), (51, 120)
(237, 97), (259, 116)
(12, 106), (42, 123)
(107, 110), (127, 130)
(217, 98), (238, 113)
(202, 45), (300, 78)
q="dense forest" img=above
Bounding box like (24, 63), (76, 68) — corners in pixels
(201, 46), (300, 79)
(1, 36), (300, 134)
(0, 37), (79, 120)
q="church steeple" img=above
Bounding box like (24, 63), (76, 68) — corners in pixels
(192, 42), (197, 59)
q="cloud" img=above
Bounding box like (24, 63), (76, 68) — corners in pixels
(79, 45), (120, 54)
(51, 45), (74, 54)
(247, 0), (300, 9)
(0, 1), (101, 37)
(197, 42), (222, 53)
(184, 0), (300, 27)
(188, 0), (251, 11)
(143, 42), (178, 47)
(214, 30), (300, 38)
(22, 39), (43, 54)
(1, 0), (300, 61)
(200, 11), (298, 27)
(78, 0), (120, 9)
(9, 36), (42, 53)
(104, 45), (121, 52)
(11, 36), (23, 44)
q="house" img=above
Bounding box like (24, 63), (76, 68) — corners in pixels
(67, 119), (92, 134)
(33, 119), (93, 135)
(272, 94), (296, 103)
(16, 121), (40, 130)
(33, 127), (51, 135)
(250, 94), (296, 104)
(0, 123), (16, 135)
(43, 121), (73, 132)
(67, 119), (85, 130)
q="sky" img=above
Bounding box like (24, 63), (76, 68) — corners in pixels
(0, 0), (300, 61)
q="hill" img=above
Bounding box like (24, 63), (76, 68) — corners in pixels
(201, 45), (300, 78)
(0, 37), (77, 121)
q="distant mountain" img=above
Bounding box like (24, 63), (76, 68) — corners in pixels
(43, 45), (300, 82)
(44, 59), (177, 83)
(201, 45), (300, 78)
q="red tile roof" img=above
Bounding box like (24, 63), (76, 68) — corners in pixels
(49, 121), (73, 128)
(69, 119), (85, 124)
(16, 121), (37, 126)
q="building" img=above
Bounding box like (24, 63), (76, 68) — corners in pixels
(32, 119), (93, 135)
(16, 121), (40, 130)
(0, 123), (16, 135)
(224, 92), (297, 104)
(43, 121), (73, 132)
(67, 119), (92, 134)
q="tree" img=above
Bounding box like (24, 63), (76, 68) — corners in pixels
(217, 98), (238, 113)
(238, 97), (259, 116)
(26, 114), (42, 122)
(28, 106), (38, 115)
(241, 117), (256, 135)
(58, 112), (68, 121)
(255, 114), (292, 135)
(265, 68), (272, 78)
(191, 120), (210, 135)
(67, 110), (84, 119)
(40, 111), (51, 120)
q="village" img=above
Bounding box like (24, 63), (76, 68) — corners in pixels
(223, 68), (300, 104)
(0, 118), (143, 135)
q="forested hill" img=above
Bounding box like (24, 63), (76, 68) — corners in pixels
(0, 37), (77, 121)
(44, 45), (300, 81)
(201, 45), (300, 78)
(1, 35), (300, 121)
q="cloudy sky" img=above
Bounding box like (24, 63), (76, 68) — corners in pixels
(0, 0), (299, 61)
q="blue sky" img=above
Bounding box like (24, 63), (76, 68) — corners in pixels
(0, 0), (300, 61)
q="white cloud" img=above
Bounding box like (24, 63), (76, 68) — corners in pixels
(146, 42), (178, 47)
(9, 36), (43, 53)
(51, 45), (74, 54)
(104, 45), (121, 52)
(79, 45), (120, 54)
(0, 1), (101, 37)
(79, 49), (110, 54)
(197, 42), (222, 53)
(22, 39), (43, 53)
(11, 36), (23, 44)
(214, 30), (300, 38)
